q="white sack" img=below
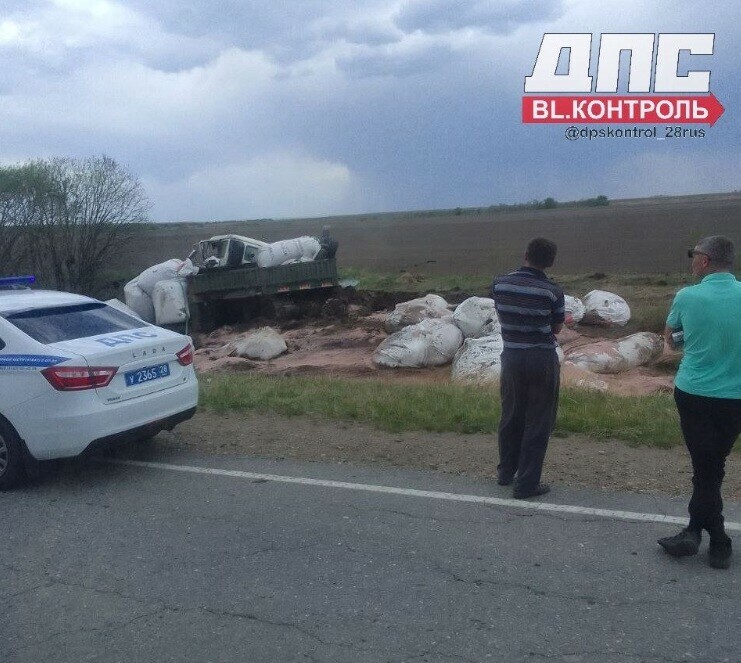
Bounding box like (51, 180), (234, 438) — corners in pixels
(418, 294), (449, 309)
(564, 332), (664, 374)
(229, 327), (287, 360)
(556, 344), (565, 365)
(385, 294), (451, 333)
(178, 258), (198, 277)
(564, 295), (586, 325)
(452, 297), (500, 338)
(136, 259), (186, 297)
(123, 280), (155, 323)
(373, 319), (463, 368)
(105, 298), (144, 320)
(582, 290), (631, 326)
(451, 335), (505, 384)
(256, 237), (321, 268)
(152, 278), (189, 325)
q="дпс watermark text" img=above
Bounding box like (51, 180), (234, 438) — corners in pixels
(522, 33), (724, 127)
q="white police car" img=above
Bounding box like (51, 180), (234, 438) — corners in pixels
(0, 276), (199, 490)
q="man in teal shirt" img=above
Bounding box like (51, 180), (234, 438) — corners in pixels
(658, 236), (741, 569)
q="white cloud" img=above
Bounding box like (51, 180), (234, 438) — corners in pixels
(144, 152), (363, 221)
(0, 19), (31, 46)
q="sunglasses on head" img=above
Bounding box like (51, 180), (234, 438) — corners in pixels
(687, 249), (711, 260)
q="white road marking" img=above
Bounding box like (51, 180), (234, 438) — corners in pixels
(112, 459), (741, 531)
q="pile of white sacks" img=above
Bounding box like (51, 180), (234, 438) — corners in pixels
(124, 258), (197, 325)
(373, 295), (504, 381)
(564, 290), (631, 326)
(372, 292), (663, 386)
(122, 236), (323, 326)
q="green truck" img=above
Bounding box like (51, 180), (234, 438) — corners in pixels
(186, 234), (340, 332)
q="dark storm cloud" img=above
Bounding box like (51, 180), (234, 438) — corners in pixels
(336, 43), (452, 78)
(1, 0), (739, 221)
(121, 0), (397, 60)
(314, 20), (402, 47)
(395, 0), (564, 35)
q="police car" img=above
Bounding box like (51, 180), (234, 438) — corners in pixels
(0, 276), (199, 490)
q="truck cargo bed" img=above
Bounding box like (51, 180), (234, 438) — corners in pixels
(187, 258), (339, 332)
(189, 258), (338, 300)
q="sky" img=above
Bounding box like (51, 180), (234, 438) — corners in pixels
(0, 0), (739, 222)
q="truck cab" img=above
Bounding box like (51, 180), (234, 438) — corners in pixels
(190, 235), (268, 270)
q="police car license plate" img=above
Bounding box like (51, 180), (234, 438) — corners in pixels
(124, 362), (170, 387)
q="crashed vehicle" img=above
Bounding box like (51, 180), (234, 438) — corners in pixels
(187, 231), (340, 331)
(123, 230), (342, 332)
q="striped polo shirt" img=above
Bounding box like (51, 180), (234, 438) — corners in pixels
(491, 266), (565, 350)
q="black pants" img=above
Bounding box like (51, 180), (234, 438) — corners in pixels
(498, 348), (560, 492)
(674, 388), (741, 537)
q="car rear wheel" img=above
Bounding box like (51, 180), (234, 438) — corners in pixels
(0, 421), (26, 491)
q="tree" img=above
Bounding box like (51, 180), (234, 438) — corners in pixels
(1, 156), (149, 292)
(0, 165), (39, 276)
(542, 197), (558, 209)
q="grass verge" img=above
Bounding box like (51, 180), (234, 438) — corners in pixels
(200, 374), (683, 448)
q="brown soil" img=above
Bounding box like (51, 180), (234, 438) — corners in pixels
(193, 312), (676, 395)
(155, 410), (741, 500)
(117, 192), (741, 278)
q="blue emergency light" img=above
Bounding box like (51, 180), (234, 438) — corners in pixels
(0, 275), (36, 290)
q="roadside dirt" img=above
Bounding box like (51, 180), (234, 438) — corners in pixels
(192, 310), (676, 395)
(153, 410), (741, 500)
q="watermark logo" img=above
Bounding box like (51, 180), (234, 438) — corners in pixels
(522, 33), (724, 126)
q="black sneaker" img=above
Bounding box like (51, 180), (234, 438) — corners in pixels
(657, 528), (701, 557)
(708, 537), (732, 569)
(512, 483), (550, 499)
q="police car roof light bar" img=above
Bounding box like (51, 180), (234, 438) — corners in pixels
(0, 275), (36, 290)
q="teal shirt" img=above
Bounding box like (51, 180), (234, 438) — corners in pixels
(667, 272), (741, 399)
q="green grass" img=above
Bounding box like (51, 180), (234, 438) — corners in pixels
(200, 374), (684, 448)
(339, 267), (491, 294)
(556, 389), (680, 447)
(339, 268), (697, 295)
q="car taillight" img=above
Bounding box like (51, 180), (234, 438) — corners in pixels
(42, 366), (118, 391)
(176, 344), (194, 366)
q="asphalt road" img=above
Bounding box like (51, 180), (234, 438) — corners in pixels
(3, 446), (741, 663)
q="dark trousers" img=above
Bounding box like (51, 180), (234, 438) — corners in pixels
(498, 348), (560, 491)
(674, 388), (741, 538)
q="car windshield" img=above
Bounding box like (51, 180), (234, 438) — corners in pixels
(3, 302), (147, 344)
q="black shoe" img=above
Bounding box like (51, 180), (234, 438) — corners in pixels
(657, 528), (701, 557)
(708, 537), (732, 569)
(512, 483), (550, 499)
(497, 473), (514, 486)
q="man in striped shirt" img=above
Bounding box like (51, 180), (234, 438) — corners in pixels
(491, 238), (565, 499)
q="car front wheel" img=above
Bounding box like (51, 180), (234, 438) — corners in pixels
(0, 420), (26, 491)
